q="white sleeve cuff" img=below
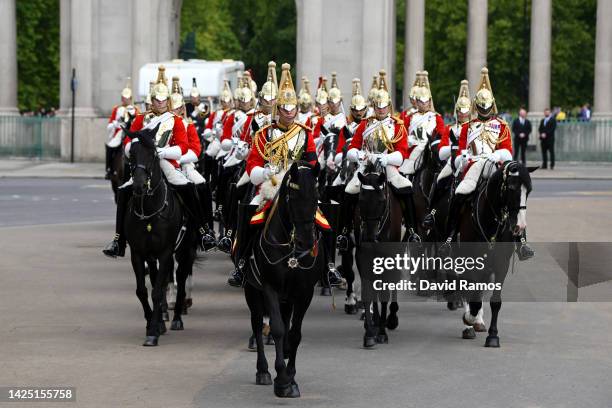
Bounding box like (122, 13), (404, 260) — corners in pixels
(124, 142), (131, 158)
(494, 149), (512, 162)
(385, 151), (403, 166)
(221, 138), (233, 151)
(334, 153), (343, 165)
(180, 149), (199, 164)
(107, 122), (115, 131)
(250, 166), (266, 185)
(347, 148), (360, 163)
(439, 146), (451, 161)
(162, 145), (182, 161)
(454, 155), (463, 170)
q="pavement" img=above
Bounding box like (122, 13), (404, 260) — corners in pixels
(1, 178), (612, 407)
(1, 159), (612, 180)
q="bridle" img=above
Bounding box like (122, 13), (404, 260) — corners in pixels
(130, 138), (168, 221)
(359, 171), (389, 243)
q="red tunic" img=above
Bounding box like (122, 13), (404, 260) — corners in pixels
(126, 113), (188, 168)
(246, 123), (317, 175)
(347, 117), (409, 159)
(458, 118), (513, 155)
(310, 115), (326, 140)
(108, 105), (120, 137)
(186, 122), (202, 157)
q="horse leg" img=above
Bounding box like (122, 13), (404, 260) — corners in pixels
(387, 288), (399, 330)
(144, 252), (171, 346)
(245, 284), (271, 385)
(485, 293), (502, 348)
(363, 301), (377, 348)
(280, 301), (293, 360)
(263, 285), (294, 397)
(376, 301), (389, 344)
(171, 256), (189, 331)
(285, 292), (314, 398)
(342, 239), (358, 314)
(131, 253), (152, 332)
(461, 300), (482, 339)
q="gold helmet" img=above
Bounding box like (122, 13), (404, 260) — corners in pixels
(472, 67), (497, 116)
(220, 78), (233, 104)
(145, 81), (155, 105)
(259, 61), (278, 102)
(190, 77), (200, 99)
(373, 69), (391, 109)
(350, 78), (367, 111)
(237, 75), (254, 103)
(276, 63), (297, 111)
(367, 75), (379, 104)
(298, 76), (313, 108)
(233, 73), (243, 101)
(243, 71), (258, 98)
(170, 76), (184, 110)
(414, 70), (434, 111)
(151, 65), (170, 101)
(408, 71), (421, 101)
(315, 76), (329, 105)
(121, 77), (132, 100)
(455, 79), (471, 115)
(328, 72), (342, 104)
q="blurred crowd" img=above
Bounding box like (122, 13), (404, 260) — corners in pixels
(19, 107), (57, 117)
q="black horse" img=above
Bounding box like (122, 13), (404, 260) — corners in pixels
(243, 161), (326, 398)
(123, 125), (196, 346)
(451, 161), (535, 346)
(356, 163), (404, 347)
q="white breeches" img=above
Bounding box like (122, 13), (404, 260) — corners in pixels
(344, 165), (412, 195)
(206, 139), (221, 158)
(399, 143), (426, 175)
(455, 159), (496, 195)
(182, 162), (205, 184)
(160, 159), (190, 185)
(437, 160), (453, 182)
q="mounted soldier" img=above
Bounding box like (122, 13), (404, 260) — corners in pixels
(297, 76), (314, 125)
(399, 71), (446, 176)
(102, 66), (214, 258)
(400, 72), (420, 124)
(184, 78), (209, 136)
(105, 78), (139, 180)
(344, 69), (421, 242)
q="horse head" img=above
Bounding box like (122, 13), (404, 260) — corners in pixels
(283, 161), (321, 252)
(490, 161), (537, 237)
(126, 123), (160, 196)
(357, 162), (387, 242)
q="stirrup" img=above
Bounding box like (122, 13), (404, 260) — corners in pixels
(517, 238), (534, 261)
(407, 228), (421, 243)
(422, 209), (436, 229)
(227, 268), (243, 287)
(199, 228), (217, 252)
(102, 234), (125, 258)
(336, 234), (349, 252)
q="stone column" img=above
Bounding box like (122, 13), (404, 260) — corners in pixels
(295, 0), (324, 88)
(403, 0), (425, 107)
(466, 0), (487, 94)
(528, 0), (552, 116)
(60, 0), (96, 116)
(362, 0), (395, 100)
(594, 0), (612, 118)
(0, 0), (19, 115)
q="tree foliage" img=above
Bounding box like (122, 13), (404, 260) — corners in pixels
(16, 0), (60, 112)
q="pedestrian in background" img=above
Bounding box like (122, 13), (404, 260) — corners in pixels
(539, 108), (556, 170)
(511, 107), (531, 164)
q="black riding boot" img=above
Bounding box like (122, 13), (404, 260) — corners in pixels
(176, 183), (216, 251)
(392, 187), (421, 242)
(105, 146), (113, 180)
(515, 230), (535, 261)
(423, 177), (440, 229)
(195, 183), (217, 250)
(337, 192), (358, 252)
(102, 184), (132, 258)
(438, 192), (468, 256)
(218, 182), (238, 254)
(319, 202), (343, 287)
(228, 203), (258, 287)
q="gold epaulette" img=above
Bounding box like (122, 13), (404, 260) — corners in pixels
(294, 121), (313, 133)
(391, 114), (404, 126)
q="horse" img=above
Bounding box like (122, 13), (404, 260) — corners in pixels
(451, 160), (535, 346)
(123, 125), (196, 346)
(243, 161), (326, 398)
(356, 162), (404, 347)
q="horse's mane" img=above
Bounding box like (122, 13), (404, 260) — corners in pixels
(489, 161), (533, 193)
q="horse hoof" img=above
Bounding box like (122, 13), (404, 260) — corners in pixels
(462, 327), (476, 339)
(363, 336), (377, 348)
(447, 301), (458, 311)
(474, 322), (487, 332)
(265, 335), (275, 346)
(344, 304), (358, 315)
(386, 315), (399, 330)
(375, 333), (389, 344)
(320, 287), (332, 296)
(170, 320), (184, 330)
(485, 335), (500, 348)
(359, 311), (366, 321)
(142, 336), (158, 347)
(162, 312), (169, 322)
(274, 381), (300, 398)
(185, 298), (193, 309)
(255, 372), (272, 385)
(159, 321), (167, 335)
(248, 335), (256, 351)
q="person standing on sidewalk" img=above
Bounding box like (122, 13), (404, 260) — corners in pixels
(539, 108), (556, 169)
(511, 107), (531, 164)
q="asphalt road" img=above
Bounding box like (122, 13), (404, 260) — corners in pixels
(0, 178), (611, 407)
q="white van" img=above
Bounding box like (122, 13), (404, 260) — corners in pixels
(137, 59), (245, 101)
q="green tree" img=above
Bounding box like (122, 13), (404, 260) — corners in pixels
(16, 0), (60, 112)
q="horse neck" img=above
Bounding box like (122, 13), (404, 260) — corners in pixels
(479, 178), (504, 233)
(140, 159), (167, 213)
(266, 193), (293, 242)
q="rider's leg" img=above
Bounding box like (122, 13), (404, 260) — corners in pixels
(105, 146), (113, 179)
(103, 181), (132, 257)
(423, 162), (453, 228)
(319, 202), (343, 287)
(184, 162), (217, 245)
(228, 203), (258, 287)
(515, 229), (535, 261)
(337, 192), (358, 252)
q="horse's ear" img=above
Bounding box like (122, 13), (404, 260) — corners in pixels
(311, 161), (320, 178)
(377, 172), (385, 186)
(527, 166), (539, 173)
(289, 161), (299, 180)
(357, 172), (365, 184)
